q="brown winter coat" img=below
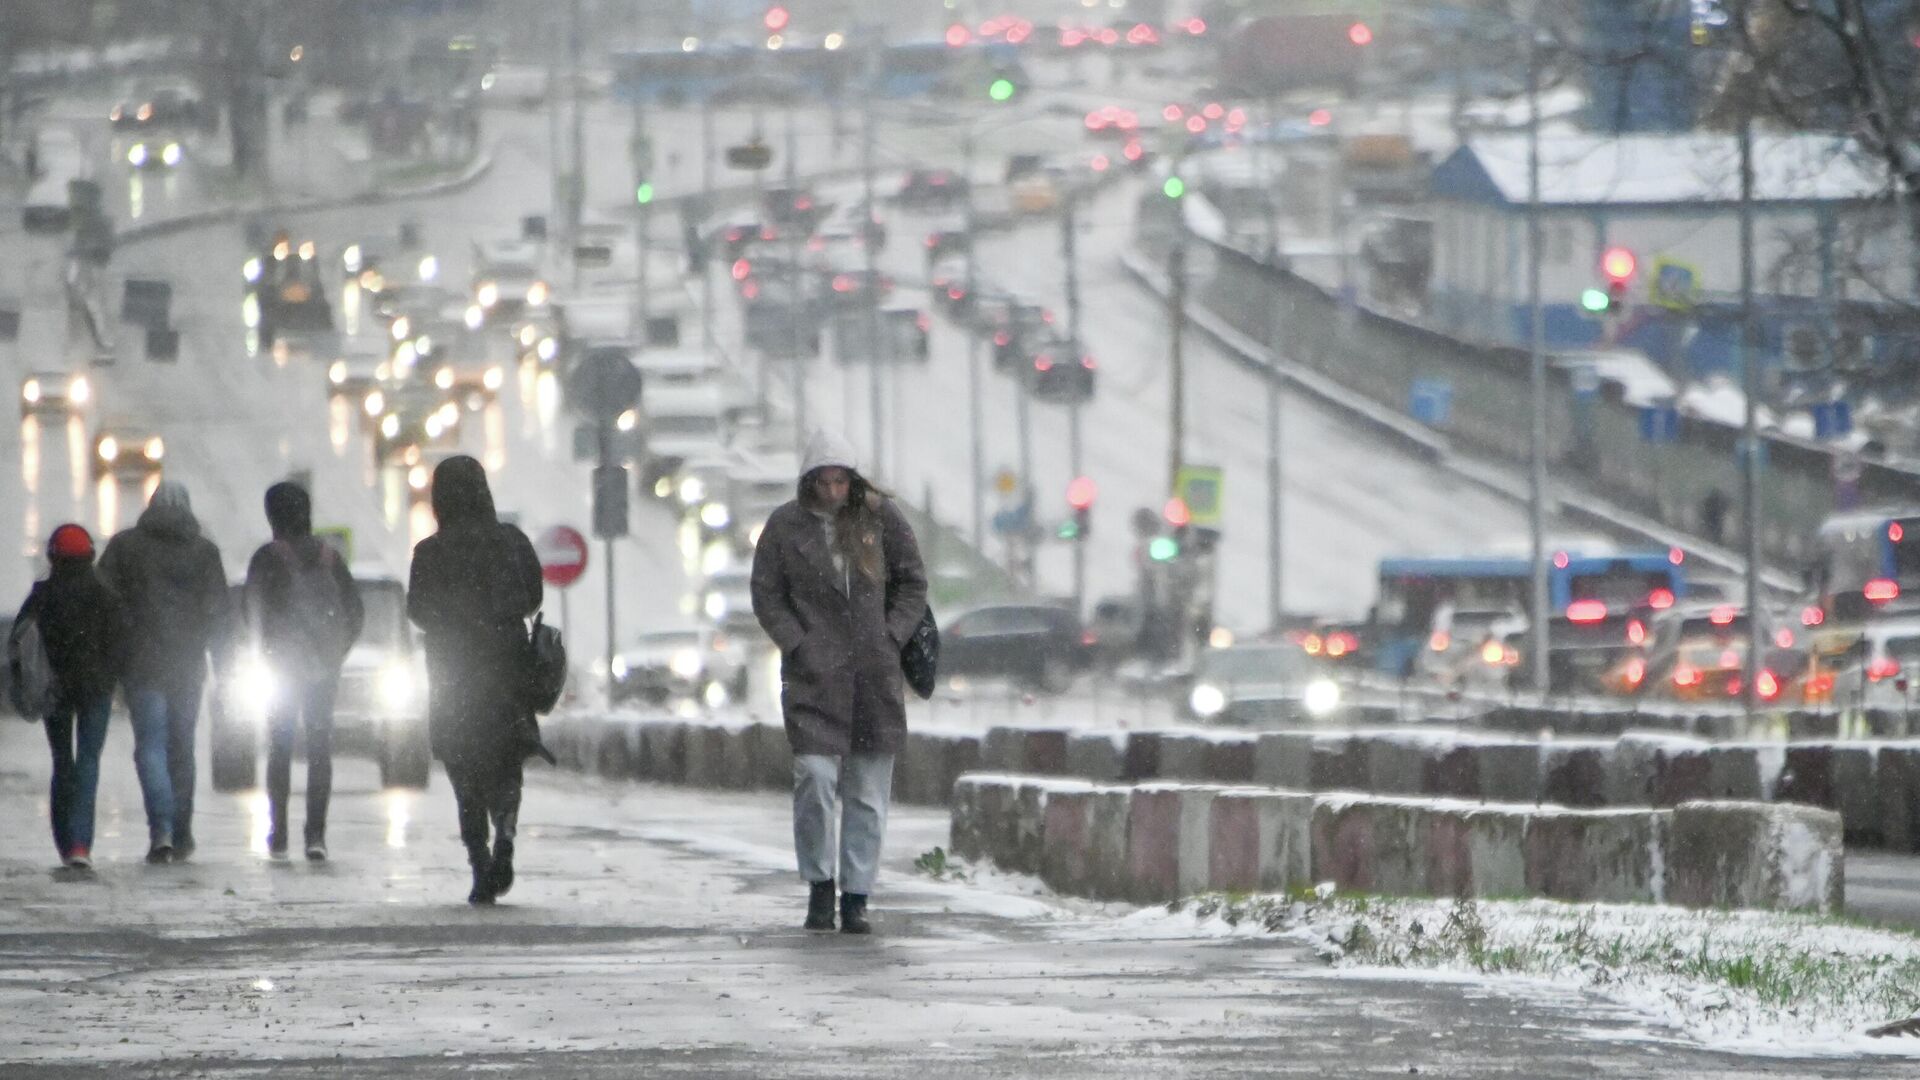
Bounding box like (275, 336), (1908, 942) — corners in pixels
(749, 496), (927, 756)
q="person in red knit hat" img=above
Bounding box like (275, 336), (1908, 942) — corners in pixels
(10, 524), (129, 873)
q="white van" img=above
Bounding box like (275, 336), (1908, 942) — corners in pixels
(24, 128), (89, 233)
(643, 382), (731, 475)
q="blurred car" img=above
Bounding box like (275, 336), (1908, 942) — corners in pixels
(1413, 608), (1526, 693)
(762, 185), (826, 232)
(897, 168), (970, 209)
(20, 371), (92, 418)
(1656, 637), (1796, 704)
(697, 567), (762, 638)
(1010, 167), (1063, 214)
(242, 233), (333, 344)
(924, 226), (972, 265)
(111, 84), (207, 131)
(1186, 642), (1346, 723)
(1803, 618), (1920, 712)
(373, 383), (461, 466)
(327, 340), (393, 402)
(830, 304), (930, 365)
(609, 627), (750, 708)
(91, 425), (165, 479)
(414, 323), (503, 409)
(989, 299), (1056, 372)
(930, 253), (973, 311)
(370, 282), (458, 331)
(941, 604), (1092, 695)
(709, 209), (778, 261)
(1082, 105), (1141, 140)
(210, 573), (430, 793)
(124, 136), (184, 169)
(1027, 343), (1096, 405)
(820, 267), (892, 310)
(469, 237), (550, 324)
(1085, 595), (1146, 670)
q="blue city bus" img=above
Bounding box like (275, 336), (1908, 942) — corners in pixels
(1370, 551), (1687, 677)
(612, 39), (1022, 103)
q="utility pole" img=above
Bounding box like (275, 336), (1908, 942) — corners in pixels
(1167, 211), (1188, 493)
(963, 127), (985, 552)
(547, 19), (563, 238)
(698, 17), (715, 356)
(631, 96), (651, 339)
(1524, 21), (1552, 695)
(1738, 110), (1762, 719)
(1063, 189), (1086, 615)
(567, 0), (585, 249)
(861, 42), (885, 476)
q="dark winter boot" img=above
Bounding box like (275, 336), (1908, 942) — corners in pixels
(804, 879), (836, 930)
(487, 838), (514, 899)
(839, 892), (871, 935)
(467, 846), (496, 906)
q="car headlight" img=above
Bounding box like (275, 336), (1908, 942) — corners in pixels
(526, 280), (550, 306)
(536, 336), (558, 362)
(380, 414), (400, 439)
(670, 649), (703, 679)
(378, 660), (417, 710)
(679, 476), (706, 505)
(610, 655), (630, 680)
(360, 269), (385, 292)
(298, 241), (316, 261)
(436, 401), (459, 426)
(418, 255), (439, 282)
(391, 316), (411, 341)
(1189, 682), (1226, 718)
(465, 304), (485, 330)
(342, 244), (362, 273)
(616, 408), (637, 432)
(161, 142), (182, 166)
(22, 379), (40, 404)
(409, 463), (430, 489)
(243, 257), (263, 283)
(363, 390), (385, 417)
(435, 366), (454, 390)
(128, 143), (148, 166)
(703, 681), (729, 708)
(143, 436), (164, 461)
(423, 415), (444, 439)
(476, 282), (499, 309)
(415, 334), (434, 357)
(329, 360), (347, 385)
(700, 502), (731, 530)
(482, 366), (504, 391)
(1303, 678), (1342, 717)
(704, 591), (727, 620)
(235, 654), (278, 711)
(69, 376), (89, 405)
(97, 436), (118, 462)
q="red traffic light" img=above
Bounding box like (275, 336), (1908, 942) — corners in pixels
(1348, 22), (1373, 46)
(1066, 476), (1097, 510)
(763, 6), (789, 31)
(1163, 497), (1191, 527)
(1601, 246), (1637, 283)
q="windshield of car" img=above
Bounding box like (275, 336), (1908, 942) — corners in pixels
(356, 582), (405, 649)
(1196, 646), (1303, 681)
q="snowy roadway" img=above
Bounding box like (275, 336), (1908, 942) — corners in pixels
(0, 718), (1908, 1079)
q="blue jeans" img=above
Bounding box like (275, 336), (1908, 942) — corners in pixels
(792, 753), (895, 895)
(44, 694), (113, 858)
(127, 683), (203, 848)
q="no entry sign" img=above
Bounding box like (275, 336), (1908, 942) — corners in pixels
(536, 525), (589, 588)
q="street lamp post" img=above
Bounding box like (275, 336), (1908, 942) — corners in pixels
(1524, 22), (1552, 695)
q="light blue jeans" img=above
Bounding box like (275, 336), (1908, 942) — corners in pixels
(792, 753), (895, 896)
(127, 683), (203, 848)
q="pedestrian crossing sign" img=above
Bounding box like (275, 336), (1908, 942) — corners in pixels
(1174, 465), (1223, 529)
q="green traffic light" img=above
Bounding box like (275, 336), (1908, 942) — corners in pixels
(635, 182), (655, 205)
(988, 77), (1015, 102)
(1148, 536), (1179, 561)
(1056, 521), (1080, 541)
(1162, 176), (1185, 199)
(1580, 287), (1609, 313)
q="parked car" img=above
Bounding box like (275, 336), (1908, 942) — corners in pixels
(940, 604), (1092, 694)
(897, 168), (970, 209)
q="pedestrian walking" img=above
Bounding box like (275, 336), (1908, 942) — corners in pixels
(244, 482), (363, 861)
(406, 455), (545, 906)
(750, 431), (927, 934)
(10, 524), (128, 871)
(98, 481), (230, 864)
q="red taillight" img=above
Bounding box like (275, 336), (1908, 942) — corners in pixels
(1810, 673), (1835, 696)
(1080, 630), (1098, 646)
(1429, 631), (1451, 652)
(924, 234), (937, 248)
(1757, 669), (1781, 700)
(1326, 632), (1357, 658)
(1866, 578), (1900, 603)
(1802, 605), (1825, 627)
(948, 286), (964, 300)
(1625, 657), (1646, 687)
(726, 227), (744, 242)
(1710, 605), (1737, 626)
(1080, 355), (1097, 369)
(993, 331), (1010, 345)
(1892, 522), (1906, 542)
(1669, 546), (1685, 565)
(1673, 664), (1702, 687)
(1725, 677), (1743, 697)
(1648, 588), (1675, 610)
(1085, 112), (1102, 129)
(1870, 657), (1901, 682)
(832, 274), (854, 292)
(1627, 618), (1646, 646)
(930, 175), (947, 186)
(1567, 599), (1607, 624)
(808, 237), (825, 252)
(916, 315), (931, 332)
(1774, 628), (1795, 649)
(741, 281), (760, 299)
(731, 259), (751, 280)
(1034, 356), (1054, 372)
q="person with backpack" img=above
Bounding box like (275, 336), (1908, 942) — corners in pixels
(10, 524), (129, 871)
(749, 431), (927, 934)
(244, 482), (364, 861)
(98, 481), (231, 864)
(406, 456), (545, 905)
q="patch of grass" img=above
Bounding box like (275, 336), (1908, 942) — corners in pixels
(912, 846), (972, 883)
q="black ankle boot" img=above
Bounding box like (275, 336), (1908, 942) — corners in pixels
(804, 879), (836, 930)
(467, 848), (495, 906)
(839, 892), (870, 935)
(488, 839), (515, 899)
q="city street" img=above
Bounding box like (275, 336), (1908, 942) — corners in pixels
(0, 718), (1908, 1079)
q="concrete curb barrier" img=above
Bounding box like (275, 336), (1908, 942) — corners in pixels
(1311, 797), (1431, 897)
(1126, 784), (1217, 903)
(1426, 804), (1531, 899)
(1667, 801), (1845, 914)
(1206, 789), (1314, 894)
(1523, 808), (1671, 904)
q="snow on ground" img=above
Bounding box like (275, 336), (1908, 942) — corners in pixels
(1075, 889), (1920, 1058)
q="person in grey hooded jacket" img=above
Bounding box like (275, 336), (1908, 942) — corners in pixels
(99, 481), (230, 863)
(750, 431), (927, 933)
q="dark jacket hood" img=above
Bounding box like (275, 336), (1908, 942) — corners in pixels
(265, 481), (313, 540)
(430, 455), (497, 528)
(137, 481), (201, 542)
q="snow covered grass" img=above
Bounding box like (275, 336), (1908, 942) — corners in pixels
(1162, 889), (1920, 1054)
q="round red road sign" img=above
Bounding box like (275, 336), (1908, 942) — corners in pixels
(535, 525), (589, 588)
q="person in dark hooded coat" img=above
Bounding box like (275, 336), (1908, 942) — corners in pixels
(13, 524), (129, 871)
(406, 455), (544, 905)
(750, 431), (927, 933)
(245, 482), (363, 861)
(98, 481), (230, 864)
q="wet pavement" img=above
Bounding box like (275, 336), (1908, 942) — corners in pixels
(1, 718), (1916, 1078)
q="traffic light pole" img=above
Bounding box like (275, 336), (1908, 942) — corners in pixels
(963, 127), (985, 553)
(596, 425), (620, 679)
(1738, 110), (1762, 721)
(632, 97), (651, 337)
(861, 63), (885, 477)
(1524, 25), (1552, 695)
(1063, 190), (1086, 615)
(1167, 209), (1188, 494)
